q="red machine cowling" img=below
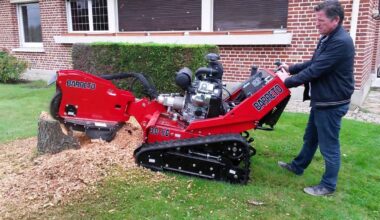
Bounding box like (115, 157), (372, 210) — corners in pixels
(145, 74), (289, 143)
(51, 55), (290, 184)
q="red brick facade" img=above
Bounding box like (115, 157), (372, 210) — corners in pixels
(221, 0), (352, 83)
(0, 0), (72, 70)
(372, 3), (380, 74)
(220, 0), (380, 90)
(354, 0), (379, 89)
(0, 3), (18, 50)
(375, 21), (380, 74)
(0, 0), (379, 89)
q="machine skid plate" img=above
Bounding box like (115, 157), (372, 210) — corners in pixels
(134, 134), (253, 184)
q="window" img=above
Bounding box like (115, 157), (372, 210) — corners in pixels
(92, 0), (109, 30)
(69, 0), (89, 31)
(213, 0), (288, 31)
(64, 0), (289, 34)
(67, 0), (109, 32)
(117, 0), (201, 32)
(17, 3), (42, 47)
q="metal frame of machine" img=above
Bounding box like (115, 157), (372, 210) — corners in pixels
(50, 54), (290, 184)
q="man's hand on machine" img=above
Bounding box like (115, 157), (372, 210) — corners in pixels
(276, 64), (290, 82)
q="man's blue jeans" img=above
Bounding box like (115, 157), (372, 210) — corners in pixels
(291, 103), (349, 191)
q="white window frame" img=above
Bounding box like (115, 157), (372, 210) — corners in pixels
(56, 0), (292, 45)
(113, 0), (285, 33)
(201, 0), (213, 32)
(64, 0), (287, 34)
(66, 0), (116, 33)
(16, 2), (43, 48)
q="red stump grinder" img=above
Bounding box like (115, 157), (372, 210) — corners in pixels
(50, 54), (290, 184)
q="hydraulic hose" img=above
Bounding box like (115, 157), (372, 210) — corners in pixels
(100, 72), (158, 99)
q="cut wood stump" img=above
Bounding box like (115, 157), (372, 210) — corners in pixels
(37, 112), (80, 154)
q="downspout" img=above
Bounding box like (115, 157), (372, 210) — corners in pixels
(349, 0), (360, 45)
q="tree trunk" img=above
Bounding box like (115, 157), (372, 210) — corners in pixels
(37, 112), (80, 154)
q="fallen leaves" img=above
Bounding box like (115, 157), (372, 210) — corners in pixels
(247, 199), (265, 206)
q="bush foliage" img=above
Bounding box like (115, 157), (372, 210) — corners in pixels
(72, 43), (219, 94)
(0, 52), (28, 83)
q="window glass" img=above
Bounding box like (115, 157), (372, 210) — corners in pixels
(92, 0), (108, 31)
(70, 0), (90, 31)
(118, 0), (201, 32)
(69, 0), (109, 31)
(21, 3), (42, 42)
(214, 0), (288, 31)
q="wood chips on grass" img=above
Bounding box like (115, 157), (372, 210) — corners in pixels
(0, 117), (149, 219)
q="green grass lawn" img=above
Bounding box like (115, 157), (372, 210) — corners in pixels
(1, 82), (379, 219)
(47, 115), (379, 220)
(0, 81), (55, 143)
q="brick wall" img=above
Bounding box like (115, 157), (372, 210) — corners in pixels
(0, 2), (18, 51)
(354, 0), (379, 88)
(220, 45), (289, 82)
(220, 0), (379, 89)
(0, 0), (72, 70)
(376, 21), (380, 74)
(220, 0), (356, 84)
(372, 1), (380, 74)
(1, 0), (379, 88)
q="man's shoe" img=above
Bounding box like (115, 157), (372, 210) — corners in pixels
(303, 185), (334, 196)
(277, 161), (302, 176)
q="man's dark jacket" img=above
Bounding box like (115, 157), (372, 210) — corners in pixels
(284, 25), (355, 108)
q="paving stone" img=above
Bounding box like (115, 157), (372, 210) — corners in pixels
(360, 90), (380, 115)
(285, 90), (380, 124)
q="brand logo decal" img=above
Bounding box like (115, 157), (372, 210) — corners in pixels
(66, 80), (96, 90)
(253, 84), (283, 111)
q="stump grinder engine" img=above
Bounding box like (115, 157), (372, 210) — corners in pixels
(50, 54), (290, 184)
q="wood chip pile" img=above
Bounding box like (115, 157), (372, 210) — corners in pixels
(0, 116), (146, 218)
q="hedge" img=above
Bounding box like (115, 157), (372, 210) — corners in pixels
(72, 43), (219, 95)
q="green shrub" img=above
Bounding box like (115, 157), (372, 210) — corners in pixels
(0, 51), (6, 58)
(0, 52), (28, 83)
(72, 43), (219, 95)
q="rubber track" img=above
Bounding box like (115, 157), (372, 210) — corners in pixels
(134, 134), (253, 184)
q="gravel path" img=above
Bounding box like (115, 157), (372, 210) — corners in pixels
(285, 100), (380, 124)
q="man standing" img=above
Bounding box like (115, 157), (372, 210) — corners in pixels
(277, 0), (355, 196)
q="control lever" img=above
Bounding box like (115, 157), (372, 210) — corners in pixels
(274, 59), (282, 72)
(273, 59), (289, 82)
(250, 65), (258, 76)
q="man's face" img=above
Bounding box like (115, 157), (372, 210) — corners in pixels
(315, 10), (339, 35)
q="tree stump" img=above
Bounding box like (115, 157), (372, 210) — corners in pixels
(37, 112), (80, 154)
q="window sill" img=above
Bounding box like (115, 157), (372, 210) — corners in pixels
(54, 31), (292, 45)
(12, 47), (45, 53)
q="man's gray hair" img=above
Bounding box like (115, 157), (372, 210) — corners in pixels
(315, 0), (344, 25)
